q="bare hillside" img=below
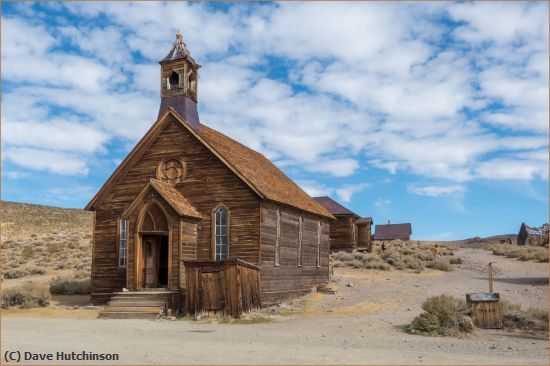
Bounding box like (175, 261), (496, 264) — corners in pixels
(1, 201), (93, 281)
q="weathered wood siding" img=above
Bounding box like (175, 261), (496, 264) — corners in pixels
(357, 223), (372, 252)
(185, 259), (261, 318)
(91, 116), (260, 303)
(260, 201), (330, 304)
(90, 208), (125, 304)
(328, 215), (356, 251)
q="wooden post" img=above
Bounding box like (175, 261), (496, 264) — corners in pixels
(488, 262), (493, 293)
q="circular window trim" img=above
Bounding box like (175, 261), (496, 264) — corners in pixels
(156, 157), (187, 185)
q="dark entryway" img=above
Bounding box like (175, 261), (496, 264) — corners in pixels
(142, 234), (169, 288)
(158, 236), (169, 287)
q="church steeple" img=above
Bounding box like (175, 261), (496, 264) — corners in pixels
(158, 31), (201, 129)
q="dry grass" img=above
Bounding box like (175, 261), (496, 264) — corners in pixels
(1, 281), (51, 308)
(330, 240), (462, 272)
(49, 275), (91, 295)
(501, 300), (549, 331)
(1, 201), (93, 280)
(488, 244), (548, 262)
(405, 294), (474, 337)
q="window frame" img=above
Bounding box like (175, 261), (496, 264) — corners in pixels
(211, 205), (230, 261)
(118, 218), (128, 268)
(275, 209), (281, 266)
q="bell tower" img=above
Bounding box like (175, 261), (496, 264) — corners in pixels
(158, 31), (201, 129)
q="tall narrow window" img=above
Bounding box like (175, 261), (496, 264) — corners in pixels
(119, 219), (128, 267)
(297, 216), (303, 266)
(316, 221), (321, 268)
(215, 207), (228, 260)
(275, 209), (281, 266)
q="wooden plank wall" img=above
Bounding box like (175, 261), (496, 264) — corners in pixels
(357, 223), (372, 252)
(91, 116), (260, 303)
(328, 215), (356, 251)
(184, 260), (261, 318)
(260, 201), (330, 304)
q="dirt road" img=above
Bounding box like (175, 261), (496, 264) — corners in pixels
(2, 248), (548, 364)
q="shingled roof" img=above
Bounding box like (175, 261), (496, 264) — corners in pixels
(313, 196), (359, 217)
(374, 223), (412, 240)
(122, 178), (202, 219)
(356, 217), (373, 225)
(87, 110), (334, 220)
(198, 125), (334, 219)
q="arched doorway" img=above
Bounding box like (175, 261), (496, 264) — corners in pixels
(137, 201), (170, 289)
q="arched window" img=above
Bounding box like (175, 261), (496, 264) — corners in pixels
(214, 207), (228, 260)
(168, 70), (179, 90)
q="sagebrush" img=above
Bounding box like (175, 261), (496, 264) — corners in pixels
(49, 275), (91, 295)
(1, 281), (51, 308)
(405, 294), (473, 336)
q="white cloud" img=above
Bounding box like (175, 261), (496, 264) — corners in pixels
(475, 157), (549, 181)
(1, 2), (547, 186)
(306, 159), (359, 177)
(408, 184), (466, 197)
(335, 183), (369, 203)
(3, 119), (108, 154)
(3, 147), (89, 175)
(296, 180), (368, 203)
(296, 179), (332, 198)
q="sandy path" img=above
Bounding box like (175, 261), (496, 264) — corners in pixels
(2, 248), (548, 365)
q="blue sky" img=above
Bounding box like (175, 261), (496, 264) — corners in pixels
(1, 2), (548, 240)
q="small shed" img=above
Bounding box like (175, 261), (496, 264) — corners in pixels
(374, 221), (412, 241)
(466, 293), (502, 329)
(356, 217), (373, 252)
(184, 259), (261, 318)
(517, 223), (549, 247)
(314, 196), (360, 251)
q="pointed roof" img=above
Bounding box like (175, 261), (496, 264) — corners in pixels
(313, 196), (359, 218)
(160, 31), (200, 69)
(122, 178), (202, 219)
(87, 109), (334, 220)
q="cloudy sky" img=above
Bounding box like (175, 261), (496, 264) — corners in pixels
(1, 1), (548, 239)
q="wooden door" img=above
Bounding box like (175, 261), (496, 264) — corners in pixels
(144, 236), (160, 288)
(200, 271), (224, 311)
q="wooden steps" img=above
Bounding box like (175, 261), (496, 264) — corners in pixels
(99, 290), (177, 319)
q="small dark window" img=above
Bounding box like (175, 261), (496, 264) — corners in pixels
(168, 70), (179, 90)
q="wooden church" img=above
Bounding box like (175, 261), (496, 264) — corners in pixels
(86, 32), (334, 317)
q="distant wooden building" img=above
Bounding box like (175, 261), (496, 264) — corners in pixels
(313, 196), (360, 251)
(517, 223), (549, 247)
(356, 217), (373, 252)
(86, 33), (334, 316)
(374, 221), (412, 241)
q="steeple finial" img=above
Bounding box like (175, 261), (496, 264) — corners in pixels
(160, 30), (200, 69)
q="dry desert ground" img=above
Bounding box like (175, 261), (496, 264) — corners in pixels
(2, 247), (548, 365)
